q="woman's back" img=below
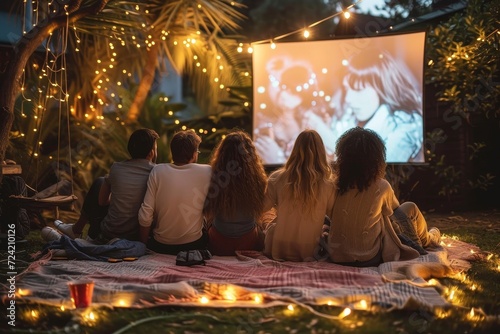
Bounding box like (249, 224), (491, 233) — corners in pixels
(329, 178), (397, 263)
(265, 169), (335, 261)
(263, 130), (335, 261)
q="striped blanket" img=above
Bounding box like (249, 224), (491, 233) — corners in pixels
(12, 237), (483, 312)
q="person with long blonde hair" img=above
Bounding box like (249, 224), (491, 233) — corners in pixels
(204, 131), (268, 255)
(263, 129), (336, 261)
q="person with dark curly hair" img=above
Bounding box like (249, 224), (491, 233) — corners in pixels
(204, 131), (268, 255)
(263, 130), (336, 261)
(328, 127), (440, 267)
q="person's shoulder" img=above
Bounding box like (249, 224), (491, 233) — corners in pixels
(268, 169), (284, 180)
(377, 179), (394, 192)
(190, 163), (211, 169)
(190, 163), (212, 174)
(149, 163), (170, 173)
(267, 169), (286, 186)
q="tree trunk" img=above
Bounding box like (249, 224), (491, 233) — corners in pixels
(126, 43), (160, 123)
(0, 0), (111, 179)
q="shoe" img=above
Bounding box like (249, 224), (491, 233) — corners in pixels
(429, 227), (441, 245)
(41, 227), (62, 242)
(54, 220), (80, 239)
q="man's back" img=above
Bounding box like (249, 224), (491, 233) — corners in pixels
(139, 163), (211, 245)
(101, 159), (155, 239)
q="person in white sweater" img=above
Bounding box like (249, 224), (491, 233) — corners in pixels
(328, 127), (440, 267)
(263, 130), (336, 261)
(138, 130), (211, 254)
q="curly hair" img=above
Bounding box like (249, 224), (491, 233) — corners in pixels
(204, 131), (268, 220)
(333, 127), (386, 195)
(281, 129), (332, 211)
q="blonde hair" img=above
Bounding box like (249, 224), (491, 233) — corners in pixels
(281, 130), (332, 210)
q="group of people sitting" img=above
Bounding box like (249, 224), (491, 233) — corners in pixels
(42, 126), (441, 267)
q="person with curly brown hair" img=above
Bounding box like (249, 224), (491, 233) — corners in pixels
(204, 131), (268, 255)
(263, 129), (336, 261)
(328, 127), (440, 267)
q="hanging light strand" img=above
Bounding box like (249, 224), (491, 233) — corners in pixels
(252, 0), (363, 45)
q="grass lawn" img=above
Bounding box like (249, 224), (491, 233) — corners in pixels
(1, 210), (499, 333)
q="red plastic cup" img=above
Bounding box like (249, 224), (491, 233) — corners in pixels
(68, 280), (94, 308)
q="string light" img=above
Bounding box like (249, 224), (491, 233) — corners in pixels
(252, 0), (363, 46)
(338, 307), (351, 319)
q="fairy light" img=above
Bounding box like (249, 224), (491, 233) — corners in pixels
(343, 11), (351, 19)
(338, 307), (351, 319)
(428, 278), (439, 286)
(447, 288), (456, 301)
(222, 287), (237, 301)
(17, 288), (29, 297)
(199, 296), (209, 304)
(357, 299), (368, 310)
(303, 29), (310, 38)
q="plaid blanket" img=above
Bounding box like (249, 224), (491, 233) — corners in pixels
(8, 237), (483, 312)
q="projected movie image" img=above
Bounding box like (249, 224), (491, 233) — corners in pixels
(252, 32), (426, 165)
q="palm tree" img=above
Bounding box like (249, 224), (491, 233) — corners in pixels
(0, 0), (250, 178)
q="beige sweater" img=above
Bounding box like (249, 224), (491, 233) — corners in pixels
(263, 170), (336, 261)
(328, 179), (419, 263)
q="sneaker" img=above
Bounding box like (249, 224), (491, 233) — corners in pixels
(41, 227), (62, 242)
(54, 220), (80, 239)
(429, 227), (441, 245)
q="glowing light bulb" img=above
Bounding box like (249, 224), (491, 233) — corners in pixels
(303, 30), (310, 38)
(339, 307), (351, 319)
(358, 300), (368, 309)
(344, 12), (351, 19)
(199, 296), (209, 304)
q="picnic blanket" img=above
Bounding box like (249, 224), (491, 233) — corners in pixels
(9, 237), (484, 312)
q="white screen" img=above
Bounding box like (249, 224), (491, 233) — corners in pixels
(252, 31), (426, 165)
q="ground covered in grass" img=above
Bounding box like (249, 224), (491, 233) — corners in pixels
(1, 210), (499, 333)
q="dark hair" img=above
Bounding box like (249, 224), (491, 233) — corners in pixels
(127, 128), (159, 159)
(170, 130), (201, 164)
(205, 131), (267, 219)
(333, 127), (386, 195)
